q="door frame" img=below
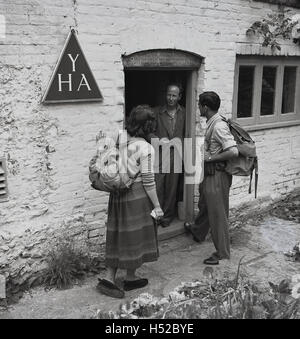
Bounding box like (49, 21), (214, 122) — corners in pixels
(184, 69), (198, 222)
(122, 50), (202, 227)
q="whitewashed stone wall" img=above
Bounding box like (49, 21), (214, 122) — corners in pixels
(0, 0), (300, 291)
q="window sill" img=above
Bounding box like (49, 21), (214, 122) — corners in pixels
(241, 120), (300, 132)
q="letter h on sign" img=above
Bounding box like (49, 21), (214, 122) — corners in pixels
(42, 29), (103, 104)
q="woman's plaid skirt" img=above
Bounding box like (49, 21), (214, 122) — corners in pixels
(105, 181), (159, 270)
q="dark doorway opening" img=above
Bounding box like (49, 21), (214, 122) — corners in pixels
(124, 70), (188, 116)
(123, 64), (199, 239)
(122, 50), (202, 238)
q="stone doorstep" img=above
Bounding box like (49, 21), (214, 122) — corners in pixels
(157, 200), (272, 242)
(0, 275), (6, 300)
(158, 218), (185, 241)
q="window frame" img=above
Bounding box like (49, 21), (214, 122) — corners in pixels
(233, 56), (300, 130)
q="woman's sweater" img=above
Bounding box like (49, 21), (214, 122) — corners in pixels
(124, 135), (156, 192)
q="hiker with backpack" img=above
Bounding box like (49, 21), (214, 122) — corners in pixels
(93, 105), (164, 298)
(185, 92), (239, 266)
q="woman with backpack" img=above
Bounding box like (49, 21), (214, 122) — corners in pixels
(97, 105), (164, 298)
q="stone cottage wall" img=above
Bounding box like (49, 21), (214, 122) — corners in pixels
(0, 0), (300, 290)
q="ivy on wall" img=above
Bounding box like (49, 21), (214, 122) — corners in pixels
(246, 10), (300, 51)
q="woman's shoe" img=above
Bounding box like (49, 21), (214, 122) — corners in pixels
(123, 278), (148, 291)
(96, 279), (125, 299)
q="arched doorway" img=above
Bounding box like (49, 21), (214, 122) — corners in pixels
(122, 49), (203, 237)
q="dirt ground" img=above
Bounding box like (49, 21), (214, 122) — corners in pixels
(0, 207), (299, 319)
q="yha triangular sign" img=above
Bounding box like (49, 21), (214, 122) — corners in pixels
(42, 29), (103, 104)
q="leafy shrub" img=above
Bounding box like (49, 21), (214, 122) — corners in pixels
(95, 277), (300, 319)
(41, 236), (104, 290)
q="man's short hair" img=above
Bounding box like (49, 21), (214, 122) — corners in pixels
(199, 91), (221, 111)
(167, 83), (183, 95)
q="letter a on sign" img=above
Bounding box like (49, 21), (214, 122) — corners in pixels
(42, 29), (103, 103)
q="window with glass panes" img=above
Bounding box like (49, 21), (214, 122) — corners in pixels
(233, 57), (300, 128)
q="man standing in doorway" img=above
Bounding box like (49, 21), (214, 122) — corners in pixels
(149, 84), (185, 228)
(185, 91), (238, 265)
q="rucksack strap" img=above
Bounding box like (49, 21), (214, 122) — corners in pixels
(249, 157), (258, 199)
(205, 116), (225, 152)
(249, 169), (253, 195)
(248, 157), (258, 199)
(117, 132), (142, 183)
(116, 132), (131, 183)
(254, 157), (258, 199)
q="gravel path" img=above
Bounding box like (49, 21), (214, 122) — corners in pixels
(0, 215), (299, 319)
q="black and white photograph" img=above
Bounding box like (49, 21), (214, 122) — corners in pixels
(0, 0), (300, 324)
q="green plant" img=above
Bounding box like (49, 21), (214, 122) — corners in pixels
(41, 236), (104, 290)
(94, 269), (300, 319)
(246, 10), (297, 51)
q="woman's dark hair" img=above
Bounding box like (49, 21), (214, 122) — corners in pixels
(199, 91), (221, 111)
(126, 105), (155, 139)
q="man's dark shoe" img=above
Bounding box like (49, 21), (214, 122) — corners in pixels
(192, 235), (201, 243)
(184, 222), (203, 243)
(212, 252), (221, 260)
(123, 278), (148, 291)
(184, 222), (193, 233)
(203, 256), (219, 265)
(212, 252), (230, 260)
(96, 279), (125, 299)
(160, 219), (170, 228)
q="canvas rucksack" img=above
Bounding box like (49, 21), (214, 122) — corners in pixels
(89, 132), (137, 193)
(206, 116), (258, 198)
(221, 116), (258, 198)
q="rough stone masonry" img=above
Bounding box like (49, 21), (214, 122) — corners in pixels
(0, 0), (300, 295)
(0, 274), (5, 299)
